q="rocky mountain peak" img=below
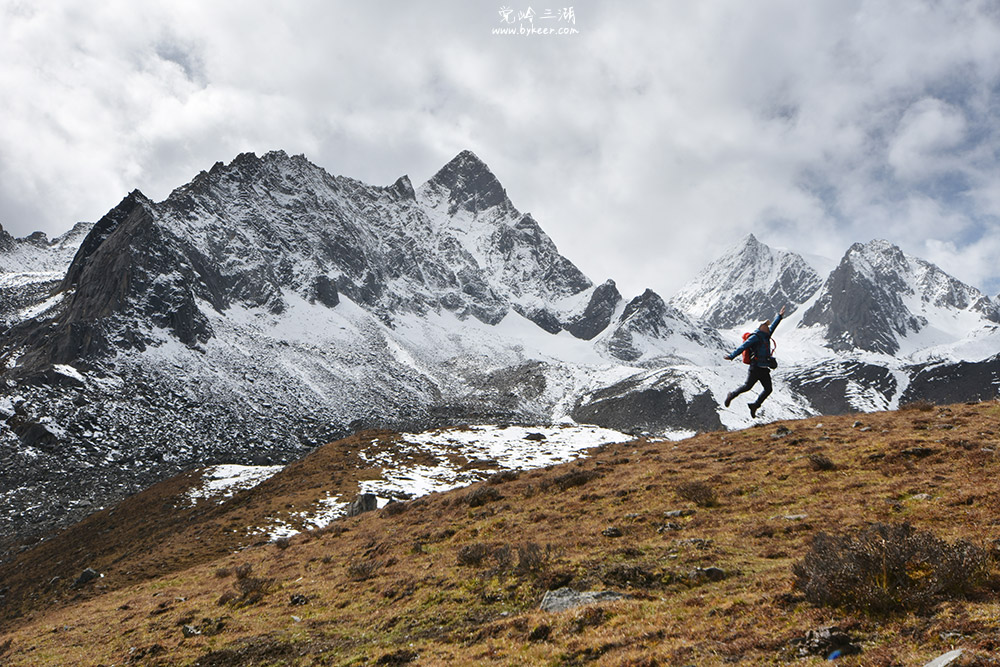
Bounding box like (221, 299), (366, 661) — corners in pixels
(670, 233), (822, 328)
(565, 279), (622, 340)
(800, 239), (999, 355)
(389, 175), (416, 200)
(601, 288), (725, 364)
(421, 150), (512, 215)
(0, 222), (14, 252)
(800, 240), (920, 354)
(62, 190), (155, 290)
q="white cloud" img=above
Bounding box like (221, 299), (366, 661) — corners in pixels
(889, 98), (968, 181)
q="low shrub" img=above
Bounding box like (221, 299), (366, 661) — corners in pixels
(552, 469), (601, 492)
(488, 470), (520, 485)
(808, 454), (837, 471)
(347, 560), (378, 581)
(457, 543), (491, 567)
(465, 486), (503, 507)
(382, 501), (407, 516)
(675, 481), (718, 508)
(793, 522), (989, 615)
(217, 573), (274, 607)
(515, 542), (551, 576)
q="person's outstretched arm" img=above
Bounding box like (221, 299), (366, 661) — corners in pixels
(724, 332), (759, 360)
(770, 305), (787, 333)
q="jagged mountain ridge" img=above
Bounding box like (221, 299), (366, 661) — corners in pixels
(3, 148), (721, 378)
(0, 150), (717, 552)
(801, 239), (1000, 355)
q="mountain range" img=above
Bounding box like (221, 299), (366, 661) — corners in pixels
(2, 149), (1000, 555)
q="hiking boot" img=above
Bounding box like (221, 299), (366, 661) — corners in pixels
(724, 392), (736, 408)
(748, 403), (759, 418)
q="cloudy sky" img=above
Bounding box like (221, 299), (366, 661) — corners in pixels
(3, 1), (1000, 298)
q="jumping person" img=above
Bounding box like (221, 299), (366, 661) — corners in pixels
(723, 305), (786, 418)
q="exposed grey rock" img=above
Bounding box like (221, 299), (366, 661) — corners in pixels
(346, 493), (378, 518)
(664, 509), (696, 518)
(802, 240), (998, 354)
(922, 649), (965, 667)
(688, 566), (726, 583)
(604, 288), (727, 366)
(601, 526), (622, 538)
(802, 241), (919, 354)
(71, 567), (100, 588)
(0, 223), (14, 252)
(903, 354), (1000, 405)
(181, 624), (202, 638)
(423, 150), (514, 216)
(786, 359), (899, 414)
(566, 279), (621, 340)
(309, 275), (340, 308)
(538, 587), (627, 613)
(573, 368), (723, 435)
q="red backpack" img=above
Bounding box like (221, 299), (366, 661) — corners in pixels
(741, 332), (777, 364)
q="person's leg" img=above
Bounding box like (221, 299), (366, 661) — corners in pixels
(725, 367), (758, 406)
(748, 369), (772, 416)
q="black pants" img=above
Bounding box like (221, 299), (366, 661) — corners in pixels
(730, 366), (772, 407)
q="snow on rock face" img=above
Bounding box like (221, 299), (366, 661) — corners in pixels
(0, 223), (16, 252)
(801, 240), (998, 355)
(0, 221), (93, 328)
(670, 234), (823, 328)
(417, 152), (592, 333)
(572, 366), (723, 435)
(419, 150), (515, 216)
(601, 289), (726, 365)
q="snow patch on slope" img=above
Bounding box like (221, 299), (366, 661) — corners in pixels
(251, 423), (632, 540)
(187, 464), (285, 504)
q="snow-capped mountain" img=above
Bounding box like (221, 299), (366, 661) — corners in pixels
(0, 221), (93, 328)
(3, 149), (1000, 557)
(600, 289), (725, 366)
(669, 233), (823, 328)
(801, 239), (1000, 356)
(0, 150), (712, 552)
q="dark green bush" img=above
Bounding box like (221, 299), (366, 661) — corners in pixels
(793, 522), (989, 615)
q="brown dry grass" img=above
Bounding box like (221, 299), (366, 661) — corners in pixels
(2, 402), (1000, 665)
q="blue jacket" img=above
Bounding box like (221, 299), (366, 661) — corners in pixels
(727, 312), (782, 368)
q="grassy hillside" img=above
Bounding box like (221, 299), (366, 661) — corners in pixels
(3, 402), (1000, 665)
